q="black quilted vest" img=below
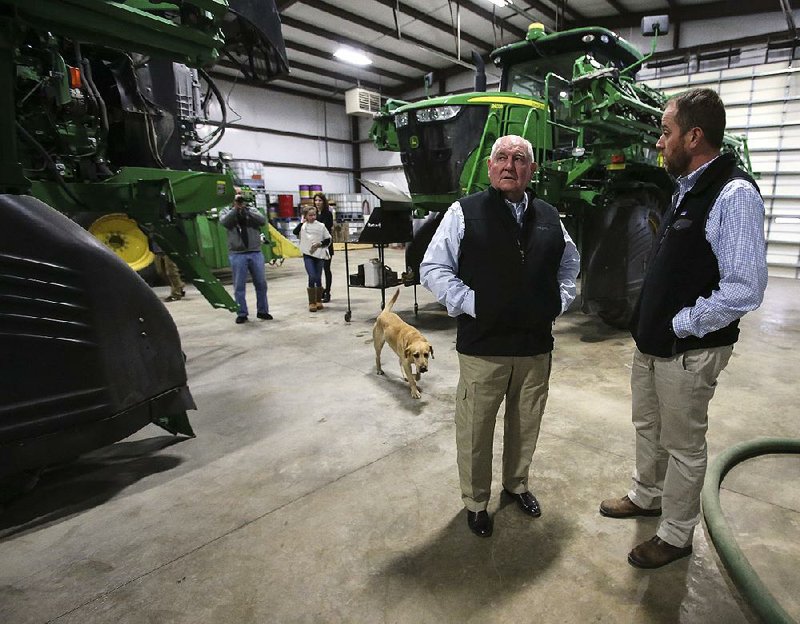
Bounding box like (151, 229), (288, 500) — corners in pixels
(456, 187), (565, 356)
(631, 153), (758, 357)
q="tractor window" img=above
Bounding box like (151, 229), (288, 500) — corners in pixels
(505, 55), (575, 95)
(505, 64), (545, 98)
(504, 48), (624, 95)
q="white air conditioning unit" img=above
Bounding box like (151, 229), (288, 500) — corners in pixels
(345, 87), (381, 117)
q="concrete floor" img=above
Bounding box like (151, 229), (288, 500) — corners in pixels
(1, 247), (798, 624)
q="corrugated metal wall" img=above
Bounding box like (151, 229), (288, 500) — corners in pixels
(643, 57), (800, 279)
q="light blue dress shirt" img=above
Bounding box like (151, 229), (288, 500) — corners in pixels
(420, 192), (580, 318)
(668, 156), (769, 338)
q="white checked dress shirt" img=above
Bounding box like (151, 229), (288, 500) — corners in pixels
(669, 156), (768, 338)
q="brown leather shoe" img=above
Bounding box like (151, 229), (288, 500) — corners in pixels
(599, 495), (661, 518)
(628, 536), (692, 568)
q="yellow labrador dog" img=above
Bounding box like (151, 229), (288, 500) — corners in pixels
(373, 289), (434, 399)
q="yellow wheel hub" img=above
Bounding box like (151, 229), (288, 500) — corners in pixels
(87, 213), (155, 272)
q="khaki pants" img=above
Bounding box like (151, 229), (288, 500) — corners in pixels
(154, 253), (184, 297)
(628, 346), (733, 547)
(455, 352), (551, 512)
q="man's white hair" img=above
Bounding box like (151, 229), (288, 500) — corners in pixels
(489, 135), (534, 163)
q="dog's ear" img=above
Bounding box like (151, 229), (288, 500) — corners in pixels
(404, 346), (412, 359)
(429, 345), (434, 359)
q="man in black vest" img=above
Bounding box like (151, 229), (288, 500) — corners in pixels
(420, 135), (580, 537)
(600, 89), (768, 568)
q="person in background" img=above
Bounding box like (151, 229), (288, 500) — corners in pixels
(151, 240), (185, 302)
(420, 134), (580, 538)
(600, 88), (768, 569)
(313, 193), (335, 302)
(220, 195), (272, 324)
(294, 206), (332, 312)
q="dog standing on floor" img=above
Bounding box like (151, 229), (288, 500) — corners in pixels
(373, 289), (434, 399)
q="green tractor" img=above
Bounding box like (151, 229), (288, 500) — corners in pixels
(370, 19), (751, 328)
(0, 1), (287, 491)
(3, 0), (288, 310)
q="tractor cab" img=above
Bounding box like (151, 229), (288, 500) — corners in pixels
(493, 25), (643, 93)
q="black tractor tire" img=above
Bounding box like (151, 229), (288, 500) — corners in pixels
(581, 187), (667, 329)
(404, 211), (445, 285)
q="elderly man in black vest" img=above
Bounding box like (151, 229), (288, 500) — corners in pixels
(600, 88), (768, 568)
(420, 135), (580, 537)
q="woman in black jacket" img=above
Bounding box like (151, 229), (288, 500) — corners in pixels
(313, 193), (334, 302)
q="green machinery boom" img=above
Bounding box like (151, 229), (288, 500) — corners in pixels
(1, 0), (288, 311)
(370, 19), (751, 328)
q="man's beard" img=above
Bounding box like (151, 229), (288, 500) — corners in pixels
(665, 147), (691, 177)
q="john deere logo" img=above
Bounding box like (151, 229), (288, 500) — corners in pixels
(409, 136), (419, 148)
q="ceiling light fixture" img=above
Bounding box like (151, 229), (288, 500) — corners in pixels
(489, 0), (510, 7)
(333, 46), (372, 66)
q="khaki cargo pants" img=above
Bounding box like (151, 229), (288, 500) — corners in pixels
(455, 352), (551, 512)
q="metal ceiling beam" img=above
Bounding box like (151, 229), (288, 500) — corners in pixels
(296, 0), (475, 70)
(274, 73), (345, 93)
(528, 0), (585, 27)
(287, 60), (386, 92)
(778, 0), (797, 38)
(516, 0), (556, 22)
(283, 40), (409, 83)
(665, 0), (682, 50)
(383, 56), (485, 98)
(276, 0), (302, 11)
(602, 0), (629, 17)
(482, 1), (539, 24)
(216, 59), (350, 95)
(548, 0), (585, 21)
(370, 0), (494, 52)
(567, 0), (794, 30)
(280, 14), (431, 72)
(207, 69), (342, 105)
(457, 0), (527, 40)
(646, 28), (800, 66)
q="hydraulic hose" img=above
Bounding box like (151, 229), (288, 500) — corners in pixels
(15, 122), (87, 209)
(702, 437), (800, 624)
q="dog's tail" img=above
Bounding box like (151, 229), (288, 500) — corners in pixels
(383, 288), (400, 314)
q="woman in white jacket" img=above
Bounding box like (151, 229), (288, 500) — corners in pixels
(293, 207), (332, 311)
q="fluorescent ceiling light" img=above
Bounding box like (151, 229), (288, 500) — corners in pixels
(333, 47), (372, 66)
(490, 0), (510, 6)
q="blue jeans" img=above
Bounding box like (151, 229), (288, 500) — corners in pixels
(303, 255), (324, 288)
(229, 251), (268, 318)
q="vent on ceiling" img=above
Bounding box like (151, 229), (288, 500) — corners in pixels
(345, 87), (381, 117)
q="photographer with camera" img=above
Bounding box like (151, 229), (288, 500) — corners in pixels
(220, 195), (272, 324)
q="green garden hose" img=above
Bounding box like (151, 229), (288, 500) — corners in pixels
(702, 437), (800, 624)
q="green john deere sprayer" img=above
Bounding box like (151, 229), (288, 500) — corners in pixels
(370, 19), (752, 329)
(0, 0), (287, 493)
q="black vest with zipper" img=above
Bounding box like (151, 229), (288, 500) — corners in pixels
(456, 187), (565, 356)
(631, 153), (758, 357)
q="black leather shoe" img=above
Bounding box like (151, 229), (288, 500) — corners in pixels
(257, 312), (273, 320)
(235, 315), (248, 324)
(466, 510), (492, 537)
(504, 489), (541, 517)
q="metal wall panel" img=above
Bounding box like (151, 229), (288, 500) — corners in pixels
(645, 62), (800, 279)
